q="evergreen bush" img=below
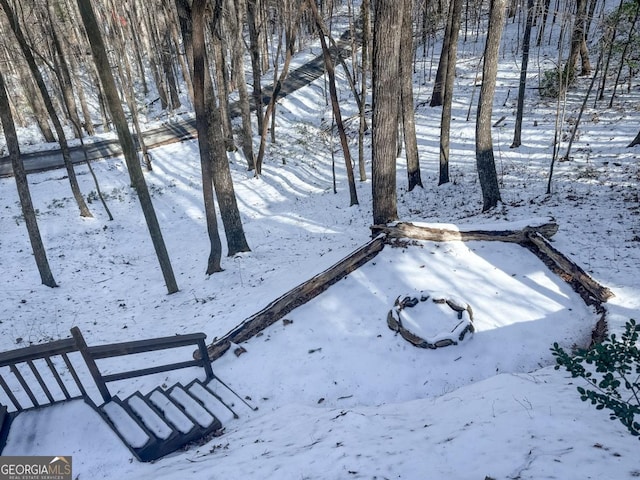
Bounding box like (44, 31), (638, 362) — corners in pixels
(551, 319), (640, 439)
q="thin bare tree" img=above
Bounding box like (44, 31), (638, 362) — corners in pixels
(0, 0), (92, 218)
(0, 69), (57, 288)
(76, 0), (179, 293)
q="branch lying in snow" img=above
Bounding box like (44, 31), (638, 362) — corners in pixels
(370, 219), (559, 243)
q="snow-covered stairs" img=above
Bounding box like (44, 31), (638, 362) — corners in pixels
(98, 378), (251, 462)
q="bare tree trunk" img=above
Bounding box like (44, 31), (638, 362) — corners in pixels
(46, 6), (83, 139)
(108, 0), (153, 170)
(439, 0), (463, 185)
(608, 0), (639, 108)
(158, 2), (181, 110)
(598, 0), (624, 101)
(77, 0), (178, 294)
(564, 0), (590, 82)
(430, 0), (454, 107)
(536, 0), (552, 46)
(563, 50), (601, 160)
(247, 0), (264, 135)
(0, 0), (92, 218)
(372, 0), (403, 225)
(475, 0), (506, 211)
(144, 12), (170, 110)
(228, 0), (255, 170)
(192, 0), (223, 274)
(255, 5), (301, 175)
(0, 70), (57, 288)
(210, 30), (236, 151)
(511, 0), (534, 148)
(308, 0), (358, 206)
(358, 0), (370, 182)
(401, 0), (423, 191)
(22, 72), (56, 142)
(185, 0), (251, 258)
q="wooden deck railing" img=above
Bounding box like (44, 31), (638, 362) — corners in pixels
(0, 328), (213, 412)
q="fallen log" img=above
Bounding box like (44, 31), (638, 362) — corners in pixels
(195, 236), (386, 360)
(524, 231), (615, 303)
(371, 220), (559, 243)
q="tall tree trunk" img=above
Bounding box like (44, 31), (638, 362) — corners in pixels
(308, 0), (358, 206)
(358, 0), (370, 182)
(475, 0), (506, 212)
(255, 6), (300, 175)
(0, 0), (92, 218)
(608, 0), (639, 108)
(185, 0), (251, 259)
(247, 0), (264, 136)
(439, 0), (463, 185)
(108, 0), (152, 170)
(598, 0), (624, 101)
(536, 0), (552, 46)
(210, 31), (236, 151)
(401, 0), (423, 191)
(22, 72), (56, 143)
(47, 10), (83, 139)
(228, 0), (255, 170)
(0, 70), (57, 288)
(76, 0), (179, 294)
(158, 4), (181, 110)
(430, 0), (455, 107)
(511, 0), (534, 148)
(192, 0), (223, 274)
(372, 0), (403, 225)
(564, 0), (590, 82)
(127, 1), (150, 96)
(563, 50), (601, 160)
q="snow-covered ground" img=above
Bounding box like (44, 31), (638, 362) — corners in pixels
(1, 3), (639, 479)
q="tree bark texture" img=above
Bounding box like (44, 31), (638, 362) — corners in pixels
(400, 0), (423, 191)
(228, 0), (256, 170)
(475, 0), (506, 211)
(565, 0), (590, 82)
(372, 0), (403, 225)
(192, 0), (224, 275)
(439, 0), (463, 185)
(430, 0), (455, 107)
(511, 0), (534, 149)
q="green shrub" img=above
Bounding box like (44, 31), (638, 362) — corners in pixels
(539, 67), (574, 98)
(551, 319), (640, 439)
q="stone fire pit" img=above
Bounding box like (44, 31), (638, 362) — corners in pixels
(387, 292), (474, 349)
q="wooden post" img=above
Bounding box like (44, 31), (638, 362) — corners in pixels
(70, 327), (111, 403)
(196, 337), (214, 380)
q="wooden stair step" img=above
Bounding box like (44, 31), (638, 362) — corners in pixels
(126, 393), (175, 441)
(101, 400), (152, 449)
(187, 380), (238, 423)
(205, 377), (256, 415)
(147, 389), (196, 434)
(168, 384), (217, 429)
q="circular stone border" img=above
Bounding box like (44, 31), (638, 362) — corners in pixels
(387, 292), (475, 349)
